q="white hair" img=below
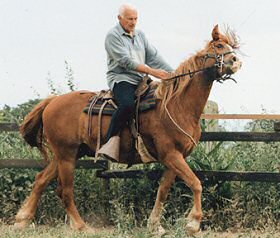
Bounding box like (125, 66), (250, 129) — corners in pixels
(118, 3), (137, 17)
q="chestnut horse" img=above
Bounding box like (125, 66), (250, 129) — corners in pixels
(15, 25), (242, 234)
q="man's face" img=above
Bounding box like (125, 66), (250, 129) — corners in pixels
(118, 9), (138, 34)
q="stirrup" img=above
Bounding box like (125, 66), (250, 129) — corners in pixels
(97, 136), (120, 162)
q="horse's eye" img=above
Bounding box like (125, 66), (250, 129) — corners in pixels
(216, 44), (223, 49)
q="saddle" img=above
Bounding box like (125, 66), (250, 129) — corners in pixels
(84, 76), (158, 163)
(84, 85), (156, 116)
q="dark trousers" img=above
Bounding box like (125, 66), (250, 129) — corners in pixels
(106, 81), (137, 141)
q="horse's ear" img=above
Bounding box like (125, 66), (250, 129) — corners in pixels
(212, 24), (220, 41)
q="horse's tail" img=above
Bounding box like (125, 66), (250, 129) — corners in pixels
(20, 95), (57, 161)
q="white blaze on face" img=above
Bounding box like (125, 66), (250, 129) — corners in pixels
(223, 46), (242, 74)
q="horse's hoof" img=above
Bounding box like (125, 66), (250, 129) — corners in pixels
(158, 225), (167, 237)
(71, 222), (96, 234)
(185, 218), (200, 235)
(148, 224), (167, 237)
(83, 225), (97, 234)
(13, 220), (30, 230)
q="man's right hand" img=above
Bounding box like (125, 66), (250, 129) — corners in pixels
(150, 68), (171, 80)
(136, 64), (172, 80)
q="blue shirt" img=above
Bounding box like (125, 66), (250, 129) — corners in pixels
(105, 23), (173, 90)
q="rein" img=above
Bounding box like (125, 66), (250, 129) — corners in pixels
(164, 66), (214, 83)
(162, 47), (236, 146)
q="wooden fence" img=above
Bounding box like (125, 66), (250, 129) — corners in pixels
(1, 115), (280, 183)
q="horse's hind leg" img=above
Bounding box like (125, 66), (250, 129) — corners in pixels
(14, 159), (58, 229)
(148, 169), (176, 235)
(57, 155), (88, 231)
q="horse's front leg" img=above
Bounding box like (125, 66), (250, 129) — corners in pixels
(164, 151), (203, 235)
(148, 169), (176, 235)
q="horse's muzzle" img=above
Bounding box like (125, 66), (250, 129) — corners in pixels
(224, 56), (242, 74)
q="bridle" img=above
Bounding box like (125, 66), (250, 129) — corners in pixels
(203, 44), (237, 83)
(164, 44), (237, 84)
(162, 43), (238, 146)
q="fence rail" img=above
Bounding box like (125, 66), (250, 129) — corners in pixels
(200, 114), (280, 120)
(0, 159), (108, 170)
(97, 169), (280, 182)
(200, 132), (280, 141)
(1, 116), (280, 183)
(0, 123), (19, 132)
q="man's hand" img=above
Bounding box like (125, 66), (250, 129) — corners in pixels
(135, 64), (172, 80)
(150, 68), (171, 80)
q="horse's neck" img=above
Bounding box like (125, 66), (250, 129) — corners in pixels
(172, 58), (214, 124)
(184, 73), (213, 121)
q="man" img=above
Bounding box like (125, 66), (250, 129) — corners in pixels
(98, 3), (173, 161)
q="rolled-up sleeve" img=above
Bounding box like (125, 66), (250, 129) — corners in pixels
(105, 33), (139, 70)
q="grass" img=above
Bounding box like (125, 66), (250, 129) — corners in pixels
(0, 223), (279, 238)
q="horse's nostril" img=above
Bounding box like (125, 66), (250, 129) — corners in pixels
(232, 56), (237, 62)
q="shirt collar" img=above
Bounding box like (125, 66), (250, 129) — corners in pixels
(116, 23), (136, 38)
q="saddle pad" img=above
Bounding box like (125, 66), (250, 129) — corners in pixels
(84, 88), (157, 115)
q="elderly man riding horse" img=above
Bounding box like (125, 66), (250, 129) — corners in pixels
(97, 3), (173, 161)
(15, 3), (242, 236)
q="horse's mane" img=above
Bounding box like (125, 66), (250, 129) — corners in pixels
(155, 27), (240, 115)
(155, 54), (200, 115)
(224, 27), (240, 49)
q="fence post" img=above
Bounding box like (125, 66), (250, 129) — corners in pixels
(99, 159), (111, 215)
(274, 122), (280, 132)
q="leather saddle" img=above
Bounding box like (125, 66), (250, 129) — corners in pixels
(84, 75), (158, 163)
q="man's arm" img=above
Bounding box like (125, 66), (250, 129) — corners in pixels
(105, 32), (171, 80)
(135, 64), (170, 80)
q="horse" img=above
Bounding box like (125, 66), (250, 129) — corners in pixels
(14, 25), (242, 235)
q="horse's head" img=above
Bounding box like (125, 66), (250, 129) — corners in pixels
(201, 25), (242, 81)
(156, 24), (243, 112)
